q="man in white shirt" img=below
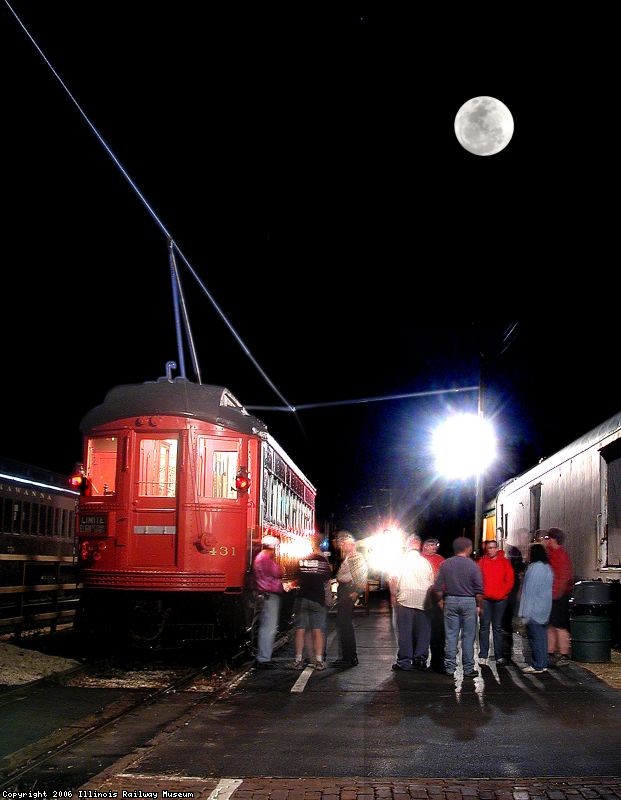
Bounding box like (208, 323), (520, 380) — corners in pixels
(390, 534), (434, 671)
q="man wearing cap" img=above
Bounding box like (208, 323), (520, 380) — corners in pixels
(545, 527), (573, 666)
(331, 531), (368, 668)
(252, 536), (284, 668)
(422, 537), (445, 578)
(422, 537), (445, 672)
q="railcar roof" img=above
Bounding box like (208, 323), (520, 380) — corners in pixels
(0, 455), (71, 490)
(80, 378), (269, 437)
(496, 409), (621, 497)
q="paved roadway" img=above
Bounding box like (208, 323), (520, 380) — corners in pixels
(84, 595), (620, 786)
(3, 594), (620, 798)
(100, 600), (621, 778)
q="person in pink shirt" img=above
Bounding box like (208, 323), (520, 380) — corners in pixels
(252, 536), (284, 668)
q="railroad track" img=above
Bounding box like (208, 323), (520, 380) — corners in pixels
(0, 655), (249, 791)
(0, 624), (292, 790)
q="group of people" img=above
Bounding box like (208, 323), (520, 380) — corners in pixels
(252, 524), (574, 677)
(390, 527), (573, 677)
(252, 530), (367, 670)
(389, 534), (482, 675)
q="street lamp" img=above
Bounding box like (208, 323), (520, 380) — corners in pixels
(431, 412), (496, 544)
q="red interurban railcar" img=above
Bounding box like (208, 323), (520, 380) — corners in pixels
(74, 377), (316, 649)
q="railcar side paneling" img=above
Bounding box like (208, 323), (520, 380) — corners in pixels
(0, 457), (79, 634)
(495, 411), (621, 581)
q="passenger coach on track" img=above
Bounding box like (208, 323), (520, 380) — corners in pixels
(0, 457), (79, 634)
(74, 377), (316, 649)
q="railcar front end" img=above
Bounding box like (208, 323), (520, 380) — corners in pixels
(75, 378), (316, 650)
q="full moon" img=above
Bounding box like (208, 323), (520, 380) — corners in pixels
(454, 96), (514, 156)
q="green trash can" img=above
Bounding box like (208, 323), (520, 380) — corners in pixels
(570, 581), (613, 662)
(570, 615), (612, 662)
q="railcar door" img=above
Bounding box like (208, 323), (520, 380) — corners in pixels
(130, 434), (179, 567)
(193, 435), (247, 582)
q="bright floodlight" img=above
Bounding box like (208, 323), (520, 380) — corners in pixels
(432, 413), (496, 479)
(363, 527), (405, 574)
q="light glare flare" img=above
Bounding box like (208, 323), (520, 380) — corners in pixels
(279, 537), (312, 559)
(361, 527), (405, 574)
(432, 413), (496, 478)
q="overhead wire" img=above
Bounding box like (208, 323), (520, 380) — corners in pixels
(5, 1), (480, 416)
(498, 321), (520, 356)
(4, 0), (295, 412)
(246, 386), (479, 412)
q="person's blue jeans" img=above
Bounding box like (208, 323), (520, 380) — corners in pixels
(526, 620), (548, 670)
(479, 598), (508, 659)
(443, 595), (477, 674)
(395, 604), (431, 668)
(257, 592), (281, 663)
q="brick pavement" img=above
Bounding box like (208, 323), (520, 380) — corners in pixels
(227, 778), (621, 800)
(80, 774), (621, 800)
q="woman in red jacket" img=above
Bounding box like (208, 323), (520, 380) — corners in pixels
(478, 540), (515, 665)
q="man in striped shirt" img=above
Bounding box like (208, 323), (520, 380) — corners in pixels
(331, 531), (368, 668)
(390, 534), (435, 671)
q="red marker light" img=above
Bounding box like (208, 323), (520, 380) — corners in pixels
(69, 469), (92, 496)
(69, 474), (84, 489)
(235, 474), (250, 491)
(235, 467), (251, 493)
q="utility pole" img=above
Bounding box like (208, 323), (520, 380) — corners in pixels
(474, 356), (485, 552)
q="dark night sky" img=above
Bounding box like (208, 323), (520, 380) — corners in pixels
(1, 5), (617, 538)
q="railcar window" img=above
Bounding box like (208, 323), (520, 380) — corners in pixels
(529, 484), (541, 536)
(262, 468), (313, 532)
(45, 506), (51, 535)
(42, 505), (48, 536)
(31, 503), (40, 535)
(138, 438), (178, 497)
(282, 489), (291, 525)
(269, 476), (277, 521)
(212, 451), (238, 499)
(606, 450), (621, 566)
(45, 506), (55, 536)
(22, 501), (31, 534)
(11, 501), (21, 533)
(86, 437), (119, 496)
(195, 438), (239, 499)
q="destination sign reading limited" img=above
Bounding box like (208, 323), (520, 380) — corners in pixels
(79, 514), (107, 533)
